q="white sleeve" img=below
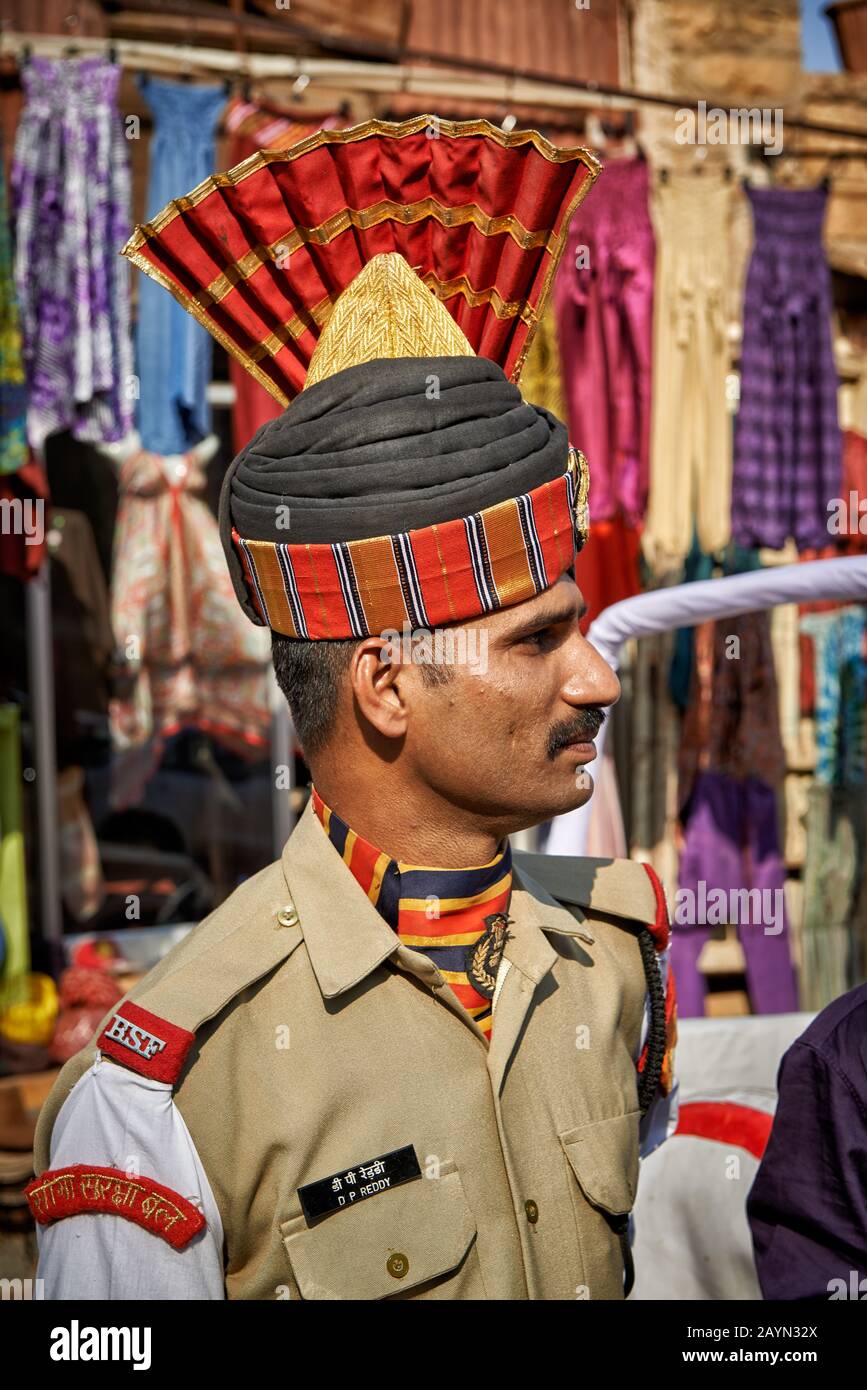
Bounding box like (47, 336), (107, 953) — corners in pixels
(635, 944), (679, 1162)
(36, 1051), (226, 1300)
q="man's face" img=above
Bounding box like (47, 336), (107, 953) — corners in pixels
(400, 575), (621, 833)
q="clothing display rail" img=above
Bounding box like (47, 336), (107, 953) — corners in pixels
(4, 32), (867, 144)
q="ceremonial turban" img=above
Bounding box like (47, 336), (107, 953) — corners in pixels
(122, 116), (600, 637)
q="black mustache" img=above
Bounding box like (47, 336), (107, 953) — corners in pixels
(547, 707), (606, 759)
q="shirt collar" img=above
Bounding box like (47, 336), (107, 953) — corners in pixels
(281, 796), (592, 1001)
(309, 784), (512, 933)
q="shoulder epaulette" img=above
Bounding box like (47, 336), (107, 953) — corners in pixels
(513, 851), (675, 1114)
(512, 851), (670, 950)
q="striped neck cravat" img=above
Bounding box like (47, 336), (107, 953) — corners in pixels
(310, 785), (513, 1043)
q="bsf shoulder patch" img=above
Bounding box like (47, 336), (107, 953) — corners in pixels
(26, 1165), (206, 1249)
(97, 1000), (195, 1084)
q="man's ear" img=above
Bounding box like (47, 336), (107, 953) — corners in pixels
(348, 633), (411, 741)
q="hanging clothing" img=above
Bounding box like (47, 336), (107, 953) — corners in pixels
(224, 95), (341, 152)
(666, 533), (767, 716)
(668, 537), (715, 712)
(678, 610), (787, 806)
(839, 429), (867, 553)
(797, 544), (840, 714)
(135, 77), (226, 455)
(799, 605), (867, 1009)
(799, 606), (867, 787)
(47, 507), (115, 765)
(0, 139), (27, 474)
(839, 360), (867, 438)
(57, 765), (105, 924)
(773, 598), (810, 762)
(572, 515), (642, 629)
(518, 297), (567, 421)
(673, 771), (798, 1017)
(732, 186), (842, 552)
(800, 783), (866, 1011)
(642, 172), (733, 571)
(667, 541), (766, 719)
(628, 619), (682, 892)
(553, 156), (654, 527)
(107, 433), (271, 762)
(309, 785), (513, 1043)
(674, 611), (797, 1017)
(11, 56), (133, 450)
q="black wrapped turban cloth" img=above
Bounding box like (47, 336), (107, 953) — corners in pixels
(220, 356), (578, 637)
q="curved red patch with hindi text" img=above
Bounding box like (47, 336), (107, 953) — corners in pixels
(25, 1165), (206, 1249)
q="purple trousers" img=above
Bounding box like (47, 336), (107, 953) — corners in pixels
(672, 771), (798, 1016)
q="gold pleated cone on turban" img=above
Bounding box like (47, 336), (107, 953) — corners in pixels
(305, 253), (475, 389)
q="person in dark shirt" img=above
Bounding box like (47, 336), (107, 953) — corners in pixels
(747, 981), (867, 1299)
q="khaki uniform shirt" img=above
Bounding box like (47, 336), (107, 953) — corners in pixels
(33, 798), (673, 1300)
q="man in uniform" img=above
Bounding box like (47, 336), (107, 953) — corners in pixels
(29, 116), (677, 1300)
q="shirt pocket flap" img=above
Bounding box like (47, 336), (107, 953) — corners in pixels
(279, 1162), (477, 1300)
(559, 1112), (640, 1215)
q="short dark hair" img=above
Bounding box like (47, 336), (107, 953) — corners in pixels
(271, 630), (453, 758)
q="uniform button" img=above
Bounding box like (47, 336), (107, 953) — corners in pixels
(276, 904), (298, 927)
(525, 1199), (539, 1225)
(386, 1252), (409, 1279)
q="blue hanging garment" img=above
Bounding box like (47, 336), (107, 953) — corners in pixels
(135, 76), (226, 455)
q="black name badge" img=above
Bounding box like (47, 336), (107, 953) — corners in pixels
(298, 1145), (422, 1221)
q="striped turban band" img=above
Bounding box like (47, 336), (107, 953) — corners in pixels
(220, 355), (588, 639)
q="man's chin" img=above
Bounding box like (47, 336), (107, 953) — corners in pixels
(508, 777), (595, 833)
(557, 776), (595, 815)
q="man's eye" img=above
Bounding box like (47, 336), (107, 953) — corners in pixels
(525, 628), (553, 647)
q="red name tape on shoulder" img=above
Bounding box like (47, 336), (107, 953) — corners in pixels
(25, 1165), (206, 1249)
(97, 1000), (194, 1083)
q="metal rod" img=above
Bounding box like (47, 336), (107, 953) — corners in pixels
(269, 671), (295, 859)
(6, 31), (867, 142)
(25, 556), (63, 942)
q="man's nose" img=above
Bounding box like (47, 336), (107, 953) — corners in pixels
(560, 637), (621, 709)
